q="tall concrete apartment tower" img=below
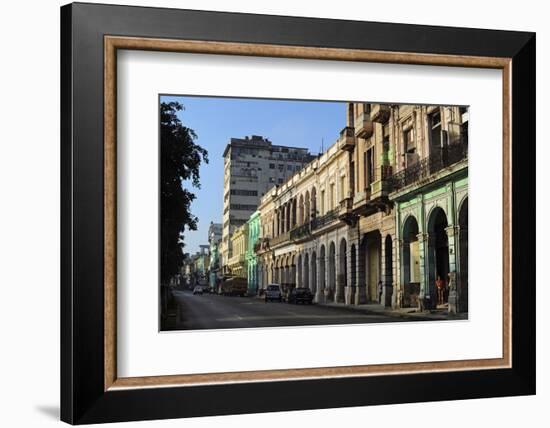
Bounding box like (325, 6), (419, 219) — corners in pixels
(221, 135), (315, 270)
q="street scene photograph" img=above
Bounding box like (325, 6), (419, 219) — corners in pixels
(159, 95), (469, 331)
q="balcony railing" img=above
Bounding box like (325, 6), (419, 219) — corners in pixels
(339, 196), (353, 213)
(270, 231), (290, 247)
(389, 141), (468, 192)
(311, 208), (339, 231)
(289, 222), (311, 241)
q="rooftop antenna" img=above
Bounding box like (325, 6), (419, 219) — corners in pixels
(320, 138), (324, 155)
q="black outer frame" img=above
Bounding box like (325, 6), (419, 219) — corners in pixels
(60, 2), (536, 424)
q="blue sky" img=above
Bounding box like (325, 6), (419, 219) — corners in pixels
(160, 95), (345, 255)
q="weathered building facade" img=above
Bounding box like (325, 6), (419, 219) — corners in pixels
(387, 105), (469, 313)
(227, 223), (249, 278)
(207, 222), (223, 291)
(221, 135), (315, 271)
(246, 211), (261, 295)
(251, 102), (468, 314)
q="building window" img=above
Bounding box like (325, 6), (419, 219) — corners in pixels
(269, 163), (275, 169)
(320, 190), (325, 215)
(363, 103), (371, 115)
(230, 189), (258, 196)
(429, 109), (442, 148)
(278, 178), (284, 184)
(230, 204), (258, 211)
(365, 148), (374, 186)
(404, 128), (415, 153)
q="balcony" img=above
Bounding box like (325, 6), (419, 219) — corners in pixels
(338, 196), (356, 225)
(389, 140), (468, 193)
(270, 231), (290, 247)
(289, 223), (311, 241)
(369, 164), (393, 199)
(354, 111), (374, 139)
(253, 237), (270, 253)
(338, 126), (356, 151)
(311, 209), (339, 231)
(370, 104), (391, 123)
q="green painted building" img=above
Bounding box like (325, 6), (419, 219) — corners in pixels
(390, 145), (468, 313)
(246, 210), (261, 295)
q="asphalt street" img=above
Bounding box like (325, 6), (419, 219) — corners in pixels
(165, 289), (412, 331)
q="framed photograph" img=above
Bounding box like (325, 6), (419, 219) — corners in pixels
(60, 2), (536, 424)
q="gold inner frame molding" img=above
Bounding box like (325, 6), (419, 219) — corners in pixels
(104, 35), (512, 391)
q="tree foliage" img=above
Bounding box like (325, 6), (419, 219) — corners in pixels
(160, 101), (208, 284)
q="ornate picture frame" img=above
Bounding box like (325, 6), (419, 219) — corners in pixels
(61, 2), (535, 424)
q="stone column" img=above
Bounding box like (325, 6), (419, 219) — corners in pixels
(334, 251), (343, 303)
(324, 251), (332, 302)
(315, 255), (325, 303)
(295, 254), (301, 288)
(290, 200), (295, 229)
(355, 239), (367, 305)
(392, 239), (403, 309)
(418, 233), (431, 311)
(446, 225), (459, 314)
(344, 242), (355, 305)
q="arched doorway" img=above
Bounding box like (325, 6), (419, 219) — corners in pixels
(305, 190), (311, 224)
(290, 254), (296, 287)
(458, 198), (468, 312)
(402, 216), (420, 307)
(338, 238), (347, 302)
(297, 254), (303, 288)
(311, 187), (317, 219)
(303, 252), (310, 289)
(364, 231), (381, 302)
(328, 242), (336, 299)
(319, 245), (326, 295)
(384, 234), (393, 305)
(298, 195), (304, 225)
(427, 207), (450, 307)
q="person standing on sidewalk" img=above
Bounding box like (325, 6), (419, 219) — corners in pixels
(436, 275), (445, 305)
(378, 280), (383, 304)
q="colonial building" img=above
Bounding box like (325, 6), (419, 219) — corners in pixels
(221, 135), (315, 271)
(207, 222), (223, 291)
(252, 102), (468, 314)
(387, 105), (469, 313)
(254, 102), (395, 306)
(246, 211), (261, 295)
(227, 223), (248, 278)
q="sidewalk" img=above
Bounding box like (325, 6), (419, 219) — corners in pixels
(318, 300), (468, 322)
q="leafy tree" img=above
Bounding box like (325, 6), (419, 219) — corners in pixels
(160, 101), (208, 284)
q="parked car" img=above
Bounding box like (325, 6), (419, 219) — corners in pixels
(192, 285), (203, 295)
(265, 284), (282, 302)
(287, 287), (314, 304)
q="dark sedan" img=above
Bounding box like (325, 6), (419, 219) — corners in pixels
(287, 287), (314, 304)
